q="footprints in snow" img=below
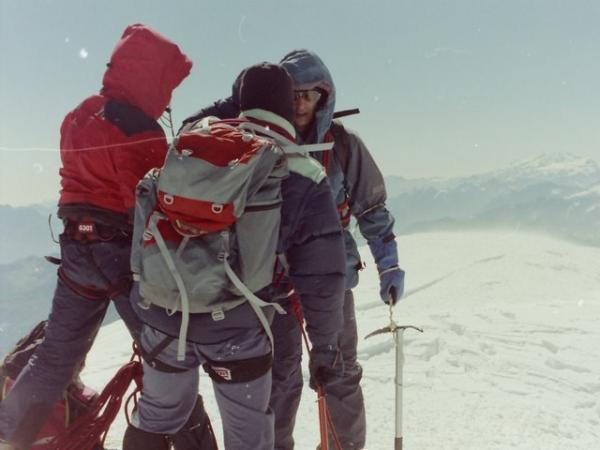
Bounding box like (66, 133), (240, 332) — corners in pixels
(541, 340), (559, 354)
(545, 358), (592, 373)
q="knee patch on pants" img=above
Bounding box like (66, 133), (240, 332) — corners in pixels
(202, 352), (272, 383)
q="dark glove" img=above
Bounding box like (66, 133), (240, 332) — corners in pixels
(308, 345), (343, 391)
(368, 235), (405, 305)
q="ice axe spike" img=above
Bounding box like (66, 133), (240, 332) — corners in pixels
(365, 292), (422, 450)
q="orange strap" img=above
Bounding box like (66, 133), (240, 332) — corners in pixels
(49, 347), (143, 450)
(318, 385), (329, 450)
(288, 295), (343, 450)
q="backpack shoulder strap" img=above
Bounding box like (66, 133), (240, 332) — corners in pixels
(237, 122), (333, 153)
(286, 153), (327, 184)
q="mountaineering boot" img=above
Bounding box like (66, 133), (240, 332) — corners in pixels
(122, 424), (170, 450)
(169, 396), (216, 450)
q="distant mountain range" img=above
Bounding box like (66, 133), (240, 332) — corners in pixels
(0, 253), (118, 358)
(385, 153), (600, 246)
(0, 202), (61, 264)
(0, 253), (119, 356)
(1, 153), (599, 355)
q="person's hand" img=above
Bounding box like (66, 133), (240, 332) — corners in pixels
(368, 235), (405, 305)
(308, 345), (343, 390)
(379, 266), (405, 305)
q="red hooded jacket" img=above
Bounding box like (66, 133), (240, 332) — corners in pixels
(58, 24), (192, 227)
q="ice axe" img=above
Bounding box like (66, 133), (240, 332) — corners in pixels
(365, 288), (423, 450)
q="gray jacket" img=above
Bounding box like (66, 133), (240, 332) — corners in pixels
(280, 50), (396, 289)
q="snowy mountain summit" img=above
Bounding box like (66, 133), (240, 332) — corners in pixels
(489, 153), (600, 189)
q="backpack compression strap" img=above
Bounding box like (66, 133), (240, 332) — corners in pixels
(147, 213), (190, 362)
(220, 230), (285, 353)
(148, 215), (285, 361)
(236, 122), (334, 154)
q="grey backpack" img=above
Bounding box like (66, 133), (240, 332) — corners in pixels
(131, 117), (332, 360)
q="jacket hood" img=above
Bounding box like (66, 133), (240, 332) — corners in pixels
(102, 24), (192, 119)
(280, 49), (336, 144)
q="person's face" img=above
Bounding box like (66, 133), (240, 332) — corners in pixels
(293, 89), (322, 133)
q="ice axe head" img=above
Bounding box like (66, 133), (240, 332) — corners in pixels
(364, 325), (397, 339)
(365, 324), (424, 340)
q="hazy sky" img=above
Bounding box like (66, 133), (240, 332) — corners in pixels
(1, 0), (599, 205)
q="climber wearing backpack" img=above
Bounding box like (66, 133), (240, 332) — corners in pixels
(0, 24), (191, 450)
(181, 50), (404, 450)
(122, 62), (346, 450)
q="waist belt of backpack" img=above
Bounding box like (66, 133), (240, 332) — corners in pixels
(64, 218), (131, 242)
(58, 267), (132, 301)
(148, 216), (286, 362)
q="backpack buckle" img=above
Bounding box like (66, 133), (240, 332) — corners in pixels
(211, 309), (225, 321)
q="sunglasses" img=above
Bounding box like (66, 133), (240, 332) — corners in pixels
(293, 90), (323, 103)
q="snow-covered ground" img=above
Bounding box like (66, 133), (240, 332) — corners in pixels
(82, 231), (600, 449)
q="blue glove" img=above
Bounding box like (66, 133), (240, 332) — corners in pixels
(308, 345), (343, 391)
(379, 266), (405, 305)
(368, 235), (405, 305)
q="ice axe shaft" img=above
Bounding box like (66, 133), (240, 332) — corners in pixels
(365, 297), (422, 450)
(395, 326), (405, 450)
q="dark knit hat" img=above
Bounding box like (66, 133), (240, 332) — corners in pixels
(239, 63), (294, 124)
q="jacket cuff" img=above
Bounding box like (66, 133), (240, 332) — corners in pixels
(368, 235), (399, 270)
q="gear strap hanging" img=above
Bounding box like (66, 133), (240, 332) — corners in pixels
(49, 345), (144, 450)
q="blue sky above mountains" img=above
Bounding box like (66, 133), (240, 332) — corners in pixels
(1, 0), (599, 205)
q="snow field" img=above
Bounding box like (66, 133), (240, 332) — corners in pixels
(83, 231), (600, 449)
